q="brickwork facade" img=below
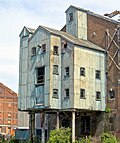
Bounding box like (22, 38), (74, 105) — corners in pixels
(87, 13), (120, 135)
(0, 82), (18, 135)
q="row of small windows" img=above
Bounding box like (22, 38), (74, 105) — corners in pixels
(53, 88), (101, 100)
(31, 45), (59, 56)
(53, 66), (101, 79)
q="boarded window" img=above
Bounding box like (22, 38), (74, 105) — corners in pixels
(31, 47), (36, 56)
(53, 89), (58, 98)
(80, 67), (85, 76)
(53, 46), (58, 55)
(36, 67), (45, 85)
(80, 89), (85, 99)
(95, 70), (101, 79)
(96, 91), (101, 100)
(53, 65), (58, 75)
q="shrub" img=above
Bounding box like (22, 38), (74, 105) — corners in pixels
(101, 132), (117, 143)
(47, 127), (71, 143)
(74, 136), (92, 143)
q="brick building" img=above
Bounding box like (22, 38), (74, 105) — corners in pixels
(0, 82), (18, 135)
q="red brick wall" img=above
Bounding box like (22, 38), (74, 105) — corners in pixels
(87, 14), (120, 134)
(0, 83), (18, 135)
(87, 14), (119, 109)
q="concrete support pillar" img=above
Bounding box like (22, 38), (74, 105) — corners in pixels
(29, 112), (35, 143)
(72, 111), (75, 143)
(42, 113), (45, 143)
(56, 111), (59, 129)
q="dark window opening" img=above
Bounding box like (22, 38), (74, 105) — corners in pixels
(80, 67), (85, 76)
(96, 91), (101, 100)
(64, 43), (67, 49)
(36, 67), (45, 85)
(69, 13), (73, 22)
(53, 46), (58, 55)
(80, 89), (85, 99)
(81, 116), (90, 135)
(65, 67), (69, 76)
(109, 117), (114, 123)
(42, 44), (46, 53)
(65, 89), (69, 98)
(95, 70), (101, 79)
(53, 65), (58, 75)
(31, 47), (36, 56)
(53, 89), (58, 98)
(109, 89), (115, 99)
(62, 118), (69, 128)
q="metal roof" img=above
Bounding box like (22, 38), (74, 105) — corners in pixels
(40, 25), (105, 52)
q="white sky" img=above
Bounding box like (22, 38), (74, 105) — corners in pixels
(0, 0), (120, 92)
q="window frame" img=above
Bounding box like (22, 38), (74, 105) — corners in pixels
(53, 89), (58, 98)
(65, 89), (69, 98)
(80, 67), (85, 76)
(65, 67), (70, 77)
(80, 88), (85, 99)
(53, 65), (59, 75)
(96, 91), (101, 101)
(36, 67), (45, 85)
(69, 13), (73, 22)
(31, 47), (36, 56)
(41, 44), (46, 53)
(53, 46), (59, 55)
(95, 70), (101, 79)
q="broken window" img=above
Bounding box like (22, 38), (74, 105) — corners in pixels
(95, 70), (101, 79)
(36, 67), (45, 85)
(69, 13), (73, 22)
(96, 91), (101, 100)
(109, 89), (115, 99)
(42, 44), (46, 53)
(53, 46), (58, 55)
(80, 89), (85, 99)
(53, 89), (58, 98)
(65, 89), (69, 98)
(65, 67), (69, 76)
(53, 65), (58, 75)
(80, 67), (85, 76)
(31, 47), (36, 56)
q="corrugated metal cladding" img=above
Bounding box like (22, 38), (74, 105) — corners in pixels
(19, 24), (106, 111)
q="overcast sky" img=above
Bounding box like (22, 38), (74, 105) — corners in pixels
(0, 0), (120, 93)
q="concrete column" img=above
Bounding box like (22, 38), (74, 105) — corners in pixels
(42, 113), (45, 143)
(56, 111), (59, 129)
(29, 112), (35, 143)
(72, 111), (75, 143)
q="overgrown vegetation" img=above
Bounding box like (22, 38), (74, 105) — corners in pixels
(101, 132), (120, 143)
(47, 127), (71, 143)
(1, 128), (120, 143)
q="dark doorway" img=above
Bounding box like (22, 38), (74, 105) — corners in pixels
(81, 116), (90, 135)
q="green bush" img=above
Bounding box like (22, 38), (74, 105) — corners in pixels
(74, 136), (92, 143)
(101, 132), (118, 143)
(47, 127), (71, 143)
